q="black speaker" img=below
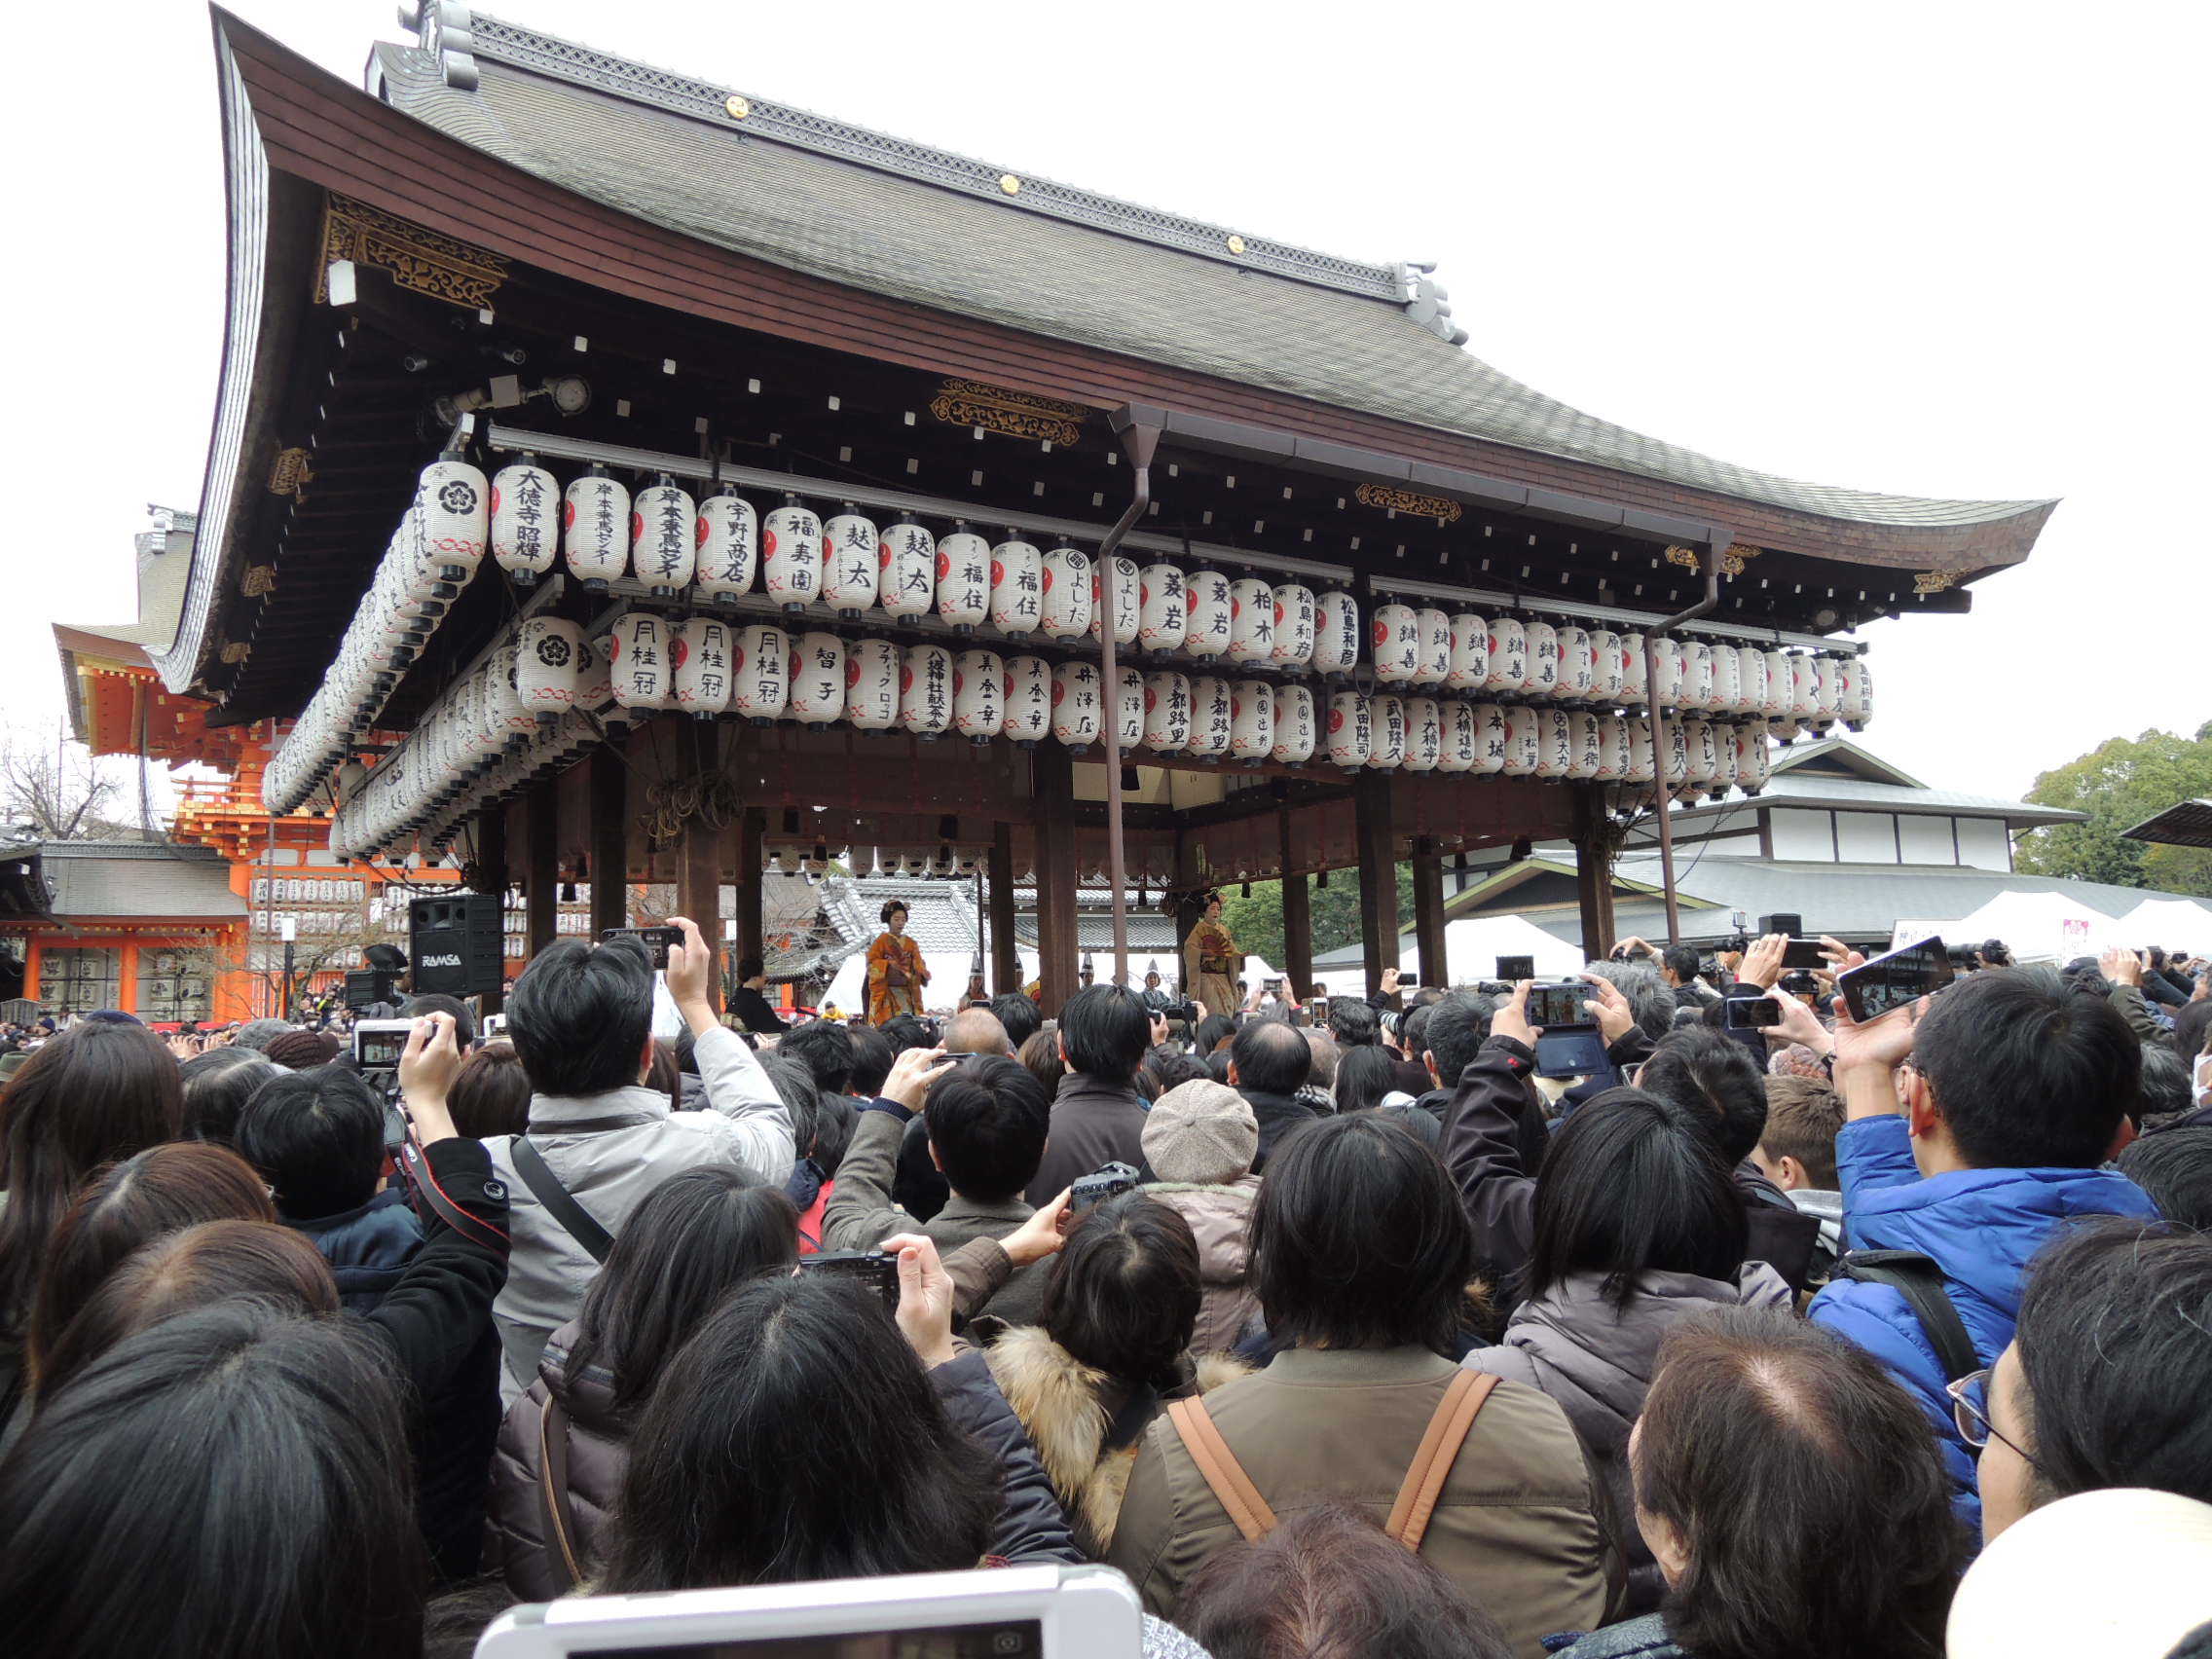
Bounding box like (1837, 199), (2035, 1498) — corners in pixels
(408, 893), (504, 996)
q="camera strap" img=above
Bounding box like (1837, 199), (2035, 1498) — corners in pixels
(398, 1140), (508, 1255)
(536, 1394), (586, 1593)
(508, 1135), (614, 1264)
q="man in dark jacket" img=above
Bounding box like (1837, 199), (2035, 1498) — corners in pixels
(727, 956), (789, 1034)
(1226, 1019), (1323, 1171)
(1026, 984), (1155, 1204)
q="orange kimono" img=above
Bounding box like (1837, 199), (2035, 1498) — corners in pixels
(866, 931), (929, 1024)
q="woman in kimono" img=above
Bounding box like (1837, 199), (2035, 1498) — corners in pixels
(1182, 891), (1239, 1019)
(866, 900), (929, 1024)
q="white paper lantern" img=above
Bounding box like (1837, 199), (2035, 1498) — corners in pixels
(953, 649), (1004, 741)
(1590, 630), (1625, 702)
(1842, 659), (1872, 730)
(563, 465), (629, 589)
(732, 624), (789, 723)
(1403, 696), (1442, 773)
(1761, 649), (1794, 719)
(1448, 613), (1490, 691)
(1089, 555), (1140, 646)
(1597, 714), (1629, 782)
(490, 458), (557, 582)
(1224, 578), (1274, 666)
(1649, 636), (1684, 708)
(1813, 656), (1844, 723)
(1039, 545), (1091, 638)
(1685, 719), (1723, 789)
(880, 518), (938, 618)
(1661, 719), (1690, 789)
(695, 487), (757, 605)
(1533, 708), (1572, 779)
(846, 638), (902, 731)
(789, 632), (845, 725)
(1437, 700), (1478, 773)
(419, 458), (488, 575)
(937, 526), (991, 632)
(822, 506), (880, 618)
(1188, 677), (1233, 758)
(1312, 590), (1360, 676)
(988, 536), (1044, 637)
(1733, 719), (1768, 791)
(1173, 569), (1226, 659)
(1472, 704), (1509, 775)
(577, 633), (613, 715)
(1143, 671), (1192, 753)
(1271, 583), (1315, 666)
(1501, 707), (1541, 777)
(516, 616), (582, 713)
(1684, 642), (1719, 713)
(1712, 643), (1744, 716)
(1558, 626), (1595, 700)
(762, 496), (823, 610)
(1370, 603), (1419, 683)
(1624, 716), (1654, 785)
(1568, 712), (1604, 781)
(1788, 653), (1820, 722)
(1325, 690), (1371, 768)
(1229, 680), (1273, 761)
(1136, 563), (1187, 653)
(1728, 645), (1762, 717)
(1051, 660), (1103, 751)
(1485, 617), (1528, 694)
(1525, 621), (1562, 699)
(666, 616), (731, 716)
(630, 477), (696, 595)
(1002, 655), (1053, 746)
(1271, 682), (1316, 765)
(1368, 694), (1408, 770)
(1620, 633), (1649, 703)
(1411, 608), (1451, 686)
(1113, 667), (1146, 752)
(609, 612), (672, 711)
(901, 643), (954, 735)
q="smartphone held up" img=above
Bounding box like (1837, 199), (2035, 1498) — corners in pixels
(1837, 936), (1955, 1024)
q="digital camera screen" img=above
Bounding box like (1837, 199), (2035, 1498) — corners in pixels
(1844, 939), (1955, 1022)
(354, 1029), (410, 1068)
(1527, 984), (1591, 1029)
(598, 1619), (1045, 1659)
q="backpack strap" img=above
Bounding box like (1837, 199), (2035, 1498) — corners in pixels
(535, 1394), (585, 1594)
(1385, 1370), (1499, 1550)
(508, 1135), (613, 1265)
(1165, 1397), (1279, 1543)
(1838, 1249), (1981, 1385)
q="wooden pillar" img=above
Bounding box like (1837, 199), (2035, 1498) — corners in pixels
(1033, 744), (1080, 1016)
(588, 745), (628, 934)
(525, 778), (559, 959)
(1412, 837), (1449, 990)
(679, 725), (722, 1014)
(473, 802), (509, 1014)
(1278, 806), (1313, 999)
(988, 822), (1020, 995)
(1573, 784), (1619, 961)
(1352, 771), (1400, 993)
(733, 806), (764, 971)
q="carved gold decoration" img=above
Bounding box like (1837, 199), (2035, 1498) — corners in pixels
(1664, 544), (1701, 570)
(267, 447), (313, 498)
(314, 193), (510, 312)
(1355, 482), (1462, 524)
(241, 566), (277, 598)
(1226, 234), (1247, 255)
(724, 93), (751, 119)
(1912, 569), (1959, 594)
(999, 173), (1022, 195)
(928, 378), (1088, 446)
(218, 641), (251, 665)
(1666, 542), (1763, 575)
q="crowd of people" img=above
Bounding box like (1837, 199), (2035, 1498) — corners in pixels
(0, 914), (2207, 1659)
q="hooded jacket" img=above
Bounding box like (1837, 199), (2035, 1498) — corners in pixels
(1143, 1179), (1261, 1356)
(487, 1321), (627, 1602)
(1807, 1114), (2158, 1531)
(1465, 1264), (1792, 1612)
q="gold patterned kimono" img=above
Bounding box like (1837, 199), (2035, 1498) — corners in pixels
(1183, 916), (1240, 1017)
(866, 931), (929, 1024)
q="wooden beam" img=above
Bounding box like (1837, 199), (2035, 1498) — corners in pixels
(1279, 806), (1313, 999)
(1033, 744), (1080, 1017)
(989, 822), (1020, 995)
(1412, 837), (1448, 990)
(524, 778), (558, 959)
(1352, 770), (1399, 993)
(588, 745), (628, 934)
(473, 801), (509, 1014)
(1573, 785), (1619, 962)
(732, 806), (764, 974)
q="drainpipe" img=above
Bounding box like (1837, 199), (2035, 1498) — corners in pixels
(1097, 407), (1164, 989)
(1644, 535), (1729, 946)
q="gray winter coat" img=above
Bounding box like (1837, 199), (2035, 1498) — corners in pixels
(1144, 1178), (1260, 1356)
(1464, 1263), (1791, 1612)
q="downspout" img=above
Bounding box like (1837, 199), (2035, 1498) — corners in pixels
(1097, 407), (1164, 989)
(1643, 535), (1729, 946)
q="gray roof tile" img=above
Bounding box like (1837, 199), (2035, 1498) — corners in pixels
(42, 842), (246, 920)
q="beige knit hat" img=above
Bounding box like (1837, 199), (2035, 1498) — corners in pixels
(1143, 1079), (1259, 1185)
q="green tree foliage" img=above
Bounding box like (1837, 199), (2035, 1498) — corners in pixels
(2014, 723), (2212, 898)
(1219, 864), (1417, 965)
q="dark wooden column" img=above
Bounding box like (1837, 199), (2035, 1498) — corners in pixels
(1278, 805), (1313, 999)
(1572, 784), (1619, 961)
(1352, 771), (1399, 993)
(524, 778), (559, 959)
(1412, 836), (1449, 989)
(588, 745), (628, 934)
(1033, 744), (1080, 1016)
(472, 802), (508, 1014)
(733, 806), (764, 970)
(988, 822), (1020, 995)
(679, 725), (722, 1014)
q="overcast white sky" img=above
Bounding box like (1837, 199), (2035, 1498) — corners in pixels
(13, 0), (2205, 802)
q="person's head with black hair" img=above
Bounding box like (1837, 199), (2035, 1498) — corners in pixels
(398, 992), (475, 1047)
(757, 1051), (822, 1163)
(924, 1054), (1050, 1203)
(0, 1302), (424, 1659)
(1419, 992), (1495, 1089)
(1638, 1024), (1770, 1164)
(1252, 1112), (1474, 1356)
(989, 991), (1042, 1051)
(178, 1046), (281, 1144)
(599, 1271), (999, 1592)
(1400, 1002), (1437, 1062)
(2120, 1125), (2212, 1228)
(878, 1014), (936, 1055)
(505, 935), (654, 1097)
(1979, 939), (2013, 969)
(879, 899), (910, 932)
(229, 1016), (295, 1053)
(1754, 1074), (1844, 1192)
(1229, 1016), (1311, 1097)
(843, 1021), (896, 1096)
(2059, 957), (2112, 998)
(1524, 1088), (1748, 1309)
(778, 1018), (855, 1096)
(1907, 966), (2138, 1173)
(562, 1165), (798, 1414)
(1178, 1500), (1516, 1659)
(1057, 983), (1151, 1088)
(232, 1064), (387, 1222)
(1328, 997), (1381, 1049)
(1630, 1307), (1965, 1659)
(447, 1040), (531, 1139)
(2175, 999), (2212, 1067)
(1980, 1220), (2212, 1543)
(1141, 1049), (1207, 1101)
(1660, 944), (1702, 989)
(1334, 1043), (1408, 1115)
(735, 955), (766, 987)
(1194, 1012), (1237, 1054)
(2139, 1045), (2193, 1126)
(811, 1091), (856, 1178)
(1044, 1190), (1201, 1391)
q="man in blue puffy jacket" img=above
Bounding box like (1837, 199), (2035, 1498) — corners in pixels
(1808, 966), (2157, 1533)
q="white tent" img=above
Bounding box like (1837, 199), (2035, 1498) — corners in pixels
(1948, 890), (2123, 964)
(2115, 897), (2212, 958)
(1307, 913), (1584, 995)
(819, 947), (980, 1018)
